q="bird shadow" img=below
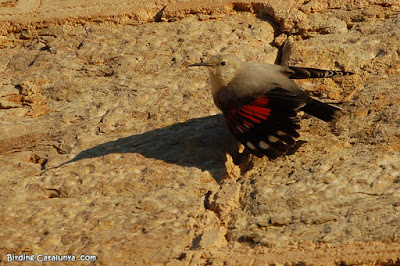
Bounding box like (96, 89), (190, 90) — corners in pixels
(51, 114), (232, 182)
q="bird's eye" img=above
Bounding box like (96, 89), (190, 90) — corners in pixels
(221, 61), (226, 66)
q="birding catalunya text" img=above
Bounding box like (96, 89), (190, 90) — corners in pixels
(6, 253), (97, 262)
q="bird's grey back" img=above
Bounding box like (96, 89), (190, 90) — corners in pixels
(226, 62), (302, 99)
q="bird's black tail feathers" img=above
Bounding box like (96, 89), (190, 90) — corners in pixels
(289, 66), (354, 79)
(300, 98), (343, 122)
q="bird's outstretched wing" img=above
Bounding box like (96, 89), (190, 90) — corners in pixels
(287, 66), (354, 79)
(221, 88), (306, 158)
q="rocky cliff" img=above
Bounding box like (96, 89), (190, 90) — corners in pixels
(1, 0), (400, 264)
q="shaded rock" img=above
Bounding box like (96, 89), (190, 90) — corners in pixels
(1, 1), (400, 265)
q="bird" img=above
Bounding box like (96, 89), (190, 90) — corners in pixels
(188, 54), (354, 158)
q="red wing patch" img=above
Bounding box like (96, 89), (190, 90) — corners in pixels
(220, 89), (303, 158)
(224, 96), (271, 135)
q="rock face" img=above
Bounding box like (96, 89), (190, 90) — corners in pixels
(1, 0), (400, 264)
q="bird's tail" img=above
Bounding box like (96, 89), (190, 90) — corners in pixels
(300, 98), (343, 122)
(289, 66), (354, 79)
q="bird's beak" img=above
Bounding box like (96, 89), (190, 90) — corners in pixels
(187, 62), (213, 67)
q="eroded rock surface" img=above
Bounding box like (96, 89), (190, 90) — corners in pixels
(1, 1), (400, 264)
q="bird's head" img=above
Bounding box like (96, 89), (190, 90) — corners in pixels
(188, 54), (243, 91)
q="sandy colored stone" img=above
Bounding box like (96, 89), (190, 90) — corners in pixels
(199, 227), (228, 249)
(1, 0), (400, 265)
(206, 179), (241, 225)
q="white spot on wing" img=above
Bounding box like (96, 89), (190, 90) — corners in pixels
(243, 124), (251, 128)
(236, 126), (244, 134)
(259, 141), (270, 150)
(276, 130), (286, 136)
(268, 135), (280, 143)
(246, 141), (256, 150)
